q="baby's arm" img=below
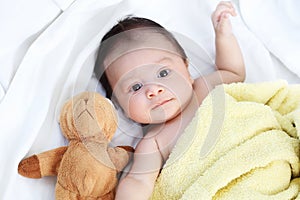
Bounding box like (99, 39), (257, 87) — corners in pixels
(197, 1), (245, 91)
(115, 135), (163, 200)
(214, 1), (245, 81)
(194, 2), (245, 101)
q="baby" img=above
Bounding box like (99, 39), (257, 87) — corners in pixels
(94, 1), (245, 199)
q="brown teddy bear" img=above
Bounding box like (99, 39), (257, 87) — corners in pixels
(18, 92), (133, 200)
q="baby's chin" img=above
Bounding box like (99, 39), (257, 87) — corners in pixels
(148, 107), (181, 124)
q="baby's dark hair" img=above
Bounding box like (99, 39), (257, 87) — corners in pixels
(94, 16), (187, 98)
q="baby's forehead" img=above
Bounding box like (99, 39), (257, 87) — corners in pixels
(105, 49), (177, 79)
(103, 28), (179, 68)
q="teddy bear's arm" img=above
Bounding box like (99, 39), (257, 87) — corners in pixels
(18, 146), (68, 178)
(108, 146), (134, 172)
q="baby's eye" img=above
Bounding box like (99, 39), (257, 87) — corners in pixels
(158, 69), (170, 78)
(131, 83), (143, 92)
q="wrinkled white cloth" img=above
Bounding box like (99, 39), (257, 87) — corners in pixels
(239, 0), (300, 80)
(0, 0), (62, 101)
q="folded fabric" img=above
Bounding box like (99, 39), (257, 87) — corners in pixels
(239, 0), (300, 79)
(151, 80), (300, 200)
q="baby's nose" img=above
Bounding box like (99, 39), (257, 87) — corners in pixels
(146, 85), (165, 99)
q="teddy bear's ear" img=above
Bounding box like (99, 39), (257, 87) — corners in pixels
(59, 98), (77, 139)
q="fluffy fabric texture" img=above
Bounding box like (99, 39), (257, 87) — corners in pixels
(151, 80), (300, 200)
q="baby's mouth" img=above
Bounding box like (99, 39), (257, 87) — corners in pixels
(152, 98), (173, 109)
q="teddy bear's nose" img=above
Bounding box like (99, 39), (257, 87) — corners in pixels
(83, 97), (89, 105)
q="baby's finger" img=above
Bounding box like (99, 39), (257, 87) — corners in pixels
(220, 11), (231, 21)
(214, 1), (237, 17)
(216, 12), (233, 35)
(218, 1), (234, 8)
(211, 8), (235, 25)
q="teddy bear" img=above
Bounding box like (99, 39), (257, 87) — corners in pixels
(18, 92), (134, 200)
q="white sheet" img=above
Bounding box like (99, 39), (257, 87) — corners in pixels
(0, 0), (62, 102)
(0, 0), (299, 199)
(239, 0), (300, 80)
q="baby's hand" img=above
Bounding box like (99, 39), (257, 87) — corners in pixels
(211, 1), (237, 36)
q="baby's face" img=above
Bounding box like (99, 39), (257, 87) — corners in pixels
(105, 49), (194, 124)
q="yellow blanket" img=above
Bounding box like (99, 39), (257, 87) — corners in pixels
(151, 81), (300, 200)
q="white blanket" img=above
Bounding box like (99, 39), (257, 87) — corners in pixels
(239, 0), (300, 79)
(0, 0), (299, 199)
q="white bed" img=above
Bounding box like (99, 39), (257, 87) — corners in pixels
(0, 0), (299, 199)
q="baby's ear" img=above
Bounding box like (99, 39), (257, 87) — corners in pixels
(184, 59), (194, 85)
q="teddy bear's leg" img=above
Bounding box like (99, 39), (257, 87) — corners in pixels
(56, 182), (115, 200)
(97, 191), (114, 200)
(55, 182), (78, 200)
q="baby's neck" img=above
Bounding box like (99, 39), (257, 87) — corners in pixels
(145, 93), (200, 161)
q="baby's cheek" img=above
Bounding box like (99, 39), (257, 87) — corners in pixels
(126, 96), (149, 123)
(166, 74), (193, 93)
